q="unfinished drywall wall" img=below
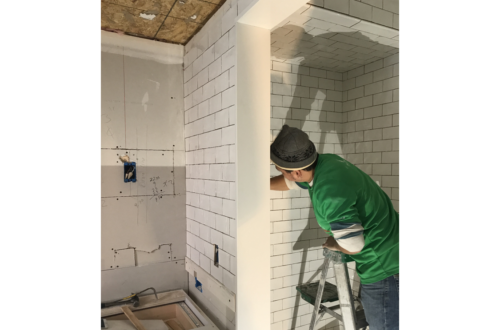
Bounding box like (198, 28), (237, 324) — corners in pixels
(379, 50), (500, 213)
(101, 31), (187, 302)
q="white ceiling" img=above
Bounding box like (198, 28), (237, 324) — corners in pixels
(271, 5), (399, 72)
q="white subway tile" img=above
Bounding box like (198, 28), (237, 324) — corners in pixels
(221, 125), (236, 145)
(208, 57), (222, 82)
(223, 269), (236, 293)
(273, 61), (292, 72)
(215, 32), (229, 59)
(223, 234), (236, 256)
(221, 47), (235, 72)
(215, 108), (229, 129)
(209, 93), (222, 114)
(200, 254), (210, 273)
(210, 196), (223, 214)
(222, 86), (235, 108)
(373, 91), (393, 105)
(204, 148), (216, 163)
(222, 199), (236, 218)
(200, 194), (210, 210)
(222, 163), (236, 181)
(214, 71), (229, 95)
(215, 145), (229, 164)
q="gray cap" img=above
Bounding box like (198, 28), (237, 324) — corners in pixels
(270, 125), (317, 170)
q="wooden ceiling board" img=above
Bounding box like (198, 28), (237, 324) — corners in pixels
(155, 17), (201, 44)
(101, 0), (227, 45)
(169, 0), (218, 24)
(102, 0), (177, 15)
(101, 2), (165, 38)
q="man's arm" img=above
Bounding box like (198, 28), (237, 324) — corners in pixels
(270, 175), (290, 191)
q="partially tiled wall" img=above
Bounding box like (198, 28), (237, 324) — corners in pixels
(270, 61), (359, 330)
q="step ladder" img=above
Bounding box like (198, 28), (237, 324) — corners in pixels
(296, 248), (368, 330)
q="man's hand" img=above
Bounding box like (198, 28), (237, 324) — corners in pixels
(271, 175), (290, 191)
(322, 236), (341, 251)
(322, 236), (361, 255)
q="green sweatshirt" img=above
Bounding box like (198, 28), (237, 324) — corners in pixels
(296, 154), (399, 284)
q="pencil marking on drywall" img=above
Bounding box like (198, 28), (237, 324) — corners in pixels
(114, 243), (171, 254)
(102, 114), (112, 123)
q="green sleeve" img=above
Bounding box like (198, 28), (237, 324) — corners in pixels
(314, 184), (362, 233)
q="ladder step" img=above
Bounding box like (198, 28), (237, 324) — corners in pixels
(296, 281), (339, 305)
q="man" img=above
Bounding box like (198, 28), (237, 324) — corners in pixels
(270, 125), (399, 330)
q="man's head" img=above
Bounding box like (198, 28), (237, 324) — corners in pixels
(270, 125), (318, 182)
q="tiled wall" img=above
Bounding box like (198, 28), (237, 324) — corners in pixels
(342, 53), (399, 211)
(377, 51), (500, 213)
(270, 61), (360, 330)
(308, 0), (399, 30)
(184, 0), (237, 294)
(183, 1), (241, 329)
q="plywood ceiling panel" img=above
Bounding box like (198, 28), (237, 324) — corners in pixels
(155, 17), (201, 45)
(101, 2), (166, 39)
(101, 0), (225, 45)
(169, 0), (218, 24)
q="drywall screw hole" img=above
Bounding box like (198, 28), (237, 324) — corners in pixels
(110, 266), (113, 268)
(116, 265), (119, 267)
(120, 191), (122, 193)
(116, 198), (119, 200)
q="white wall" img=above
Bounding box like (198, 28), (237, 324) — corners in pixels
(101, 31), (187, 301)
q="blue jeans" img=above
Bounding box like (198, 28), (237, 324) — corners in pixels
(360, 274), (399, 330)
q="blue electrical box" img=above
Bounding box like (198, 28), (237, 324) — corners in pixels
(124, 162), (137, 182)
(195, 277), (203, 292)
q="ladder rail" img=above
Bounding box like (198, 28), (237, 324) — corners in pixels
(307, 249), (365, 330)
(308, 253), (331, 330)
